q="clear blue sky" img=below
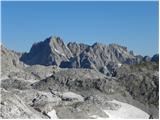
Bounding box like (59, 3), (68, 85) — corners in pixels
(2, 1), (159, 56)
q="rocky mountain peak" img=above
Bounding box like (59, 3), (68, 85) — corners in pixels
(20, 36), (73, 66)
(49, 36), (64, 45)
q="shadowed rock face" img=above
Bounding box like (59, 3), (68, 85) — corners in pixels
(143, 56), (151, 62)
(151, 54), (159, 63)
(142, 54), (159, 63)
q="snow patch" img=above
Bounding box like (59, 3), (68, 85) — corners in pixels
(53, 47), (66, 57)
(104, 100), (149, 119)
(90, 115), (106, 119)
(47, 109), (58, 119)
(26, 79), (39, 83)
(117, 63), (122, 67)
(46, 73), (53, 77)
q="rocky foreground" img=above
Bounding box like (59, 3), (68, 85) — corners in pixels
(0, 36), (159, 119)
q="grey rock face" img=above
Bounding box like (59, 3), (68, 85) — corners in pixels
(1, 45), (25, 77)
(32, 68), (123, 95)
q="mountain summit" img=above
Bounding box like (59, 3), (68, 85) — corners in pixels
(20, 36), (73, 65)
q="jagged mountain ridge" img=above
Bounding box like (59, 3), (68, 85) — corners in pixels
(20, 36), (143, 75)
(20, 36), (158, 76)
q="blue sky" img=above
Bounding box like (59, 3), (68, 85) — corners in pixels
(1, 1), (158, 56)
